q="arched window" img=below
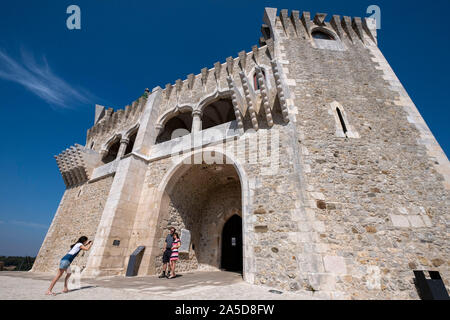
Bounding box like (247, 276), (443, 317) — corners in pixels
(202, 98), (236, 130)
(253, 70), (266, 91)
(124, 130), (138, 155)
(102, 138), (121, 164)
(156, 111), (193, 144)
(312, 30), (335, 41)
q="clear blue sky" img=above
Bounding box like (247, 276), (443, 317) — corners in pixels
(0, 0), (449, 256)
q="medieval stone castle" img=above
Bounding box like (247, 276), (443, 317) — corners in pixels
(32, 8), (449, 299)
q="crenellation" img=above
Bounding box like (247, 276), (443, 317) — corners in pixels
(363, 18), (377, 44)
(86, 95), (147, 154)
(226, 56), (234, 76)
(187, 73), (195, 90)
(341, 16), (356, 43)
(301, 11), (312, 38)
(238, 51), (247, 71)
(227, 76), (245, 129)
(239, 71), (258, 130)
(214, 62), (222, 82)
(330, 15), (345, 41)
(271, 60), (290, 123)
(290, 10), (304, 39)
(255, 66), (273, 127)
(352, 17), (366, 44)
(279, 9), (294, 37)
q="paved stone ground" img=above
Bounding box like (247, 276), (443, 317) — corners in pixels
(0, 271), (319, 300)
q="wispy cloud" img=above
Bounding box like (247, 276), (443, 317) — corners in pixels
(0, 49), (95, 108)
(10, 220), (48, 229)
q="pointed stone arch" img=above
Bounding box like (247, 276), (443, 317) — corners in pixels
(140, 148), (254, 283)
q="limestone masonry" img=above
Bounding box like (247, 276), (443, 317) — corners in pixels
(32, 8), (449, 300)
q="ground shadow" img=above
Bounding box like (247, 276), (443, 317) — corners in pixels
(65, 285), (97, 294)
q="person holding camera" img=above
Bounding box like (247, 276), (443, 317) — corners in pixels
(46, 236), (93, 295)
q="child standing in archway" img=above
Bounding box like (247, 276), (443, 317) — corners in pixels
(168, 233), (181, 279)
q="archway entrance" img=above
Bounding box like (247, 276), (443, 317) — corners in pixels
(221, 215), (243, 273)
(152, 162), (243, 275)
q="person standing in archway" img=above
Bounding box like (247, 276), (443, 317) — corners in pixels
(159, 227), (175, 278)
(168, 232), (181, 279)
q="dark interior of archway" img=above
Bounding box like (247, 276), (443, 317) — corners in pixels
(221, 215), (243, 272)
(156, 112), (193, 144)
(153, 163), (242, 273)
(202, 98), (236, 130)
(102, 139), (120, 164)
(125, 131), (137, 155)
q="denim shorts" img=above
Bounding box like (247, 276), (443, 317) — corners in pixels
(59, 259), (71, 270)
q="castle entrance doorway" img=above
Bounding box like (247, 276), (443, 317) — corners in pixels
(221, 215), (243, 273)
(152, 161), (244, 276)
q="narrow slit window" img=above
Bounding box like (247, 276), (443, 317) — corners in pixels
(336, 107), (348, 134)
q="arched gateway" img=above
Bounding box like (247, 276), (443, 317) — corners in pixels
(145, 150), (251, 279)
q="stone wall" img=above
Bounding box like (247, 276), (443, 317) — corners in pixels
(268, 10), (449, 299)
(32, 176), (114, 273)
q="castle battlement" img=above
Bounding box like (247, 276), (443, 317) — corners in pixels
(86, 95), (147, 151)
(266, 8), (377, 45)
(83, 8), (378, 155)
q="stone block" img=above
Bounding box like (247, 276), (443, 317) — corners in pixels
(390, 215), (410, 228)
(323, 256), (347, 275)
(407, 215), (424, 228)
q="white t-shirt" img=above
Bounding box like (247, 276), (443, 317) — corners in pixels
(67, 242), (83, 256)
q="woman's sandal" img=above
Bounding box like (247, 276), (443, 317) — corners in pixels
(168, 275), (176, 279)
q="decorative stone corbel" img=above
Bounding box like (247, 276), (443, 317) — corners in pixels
(226, 76), (244, 129)
(240, 72), (259, 130)
(255, 66), (273, 127)
(271, 60), (290, 123)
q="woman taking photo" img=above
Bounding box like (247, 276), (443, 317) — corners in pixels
(168, 233), (181, 279)
(46, 236), (93, 295)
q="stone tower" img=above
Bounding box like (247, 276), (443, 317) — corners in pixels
(32, 8), (449, 300)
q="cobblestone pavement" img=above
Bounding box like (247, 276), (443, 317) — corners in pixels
(0, 271), (319, 300)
